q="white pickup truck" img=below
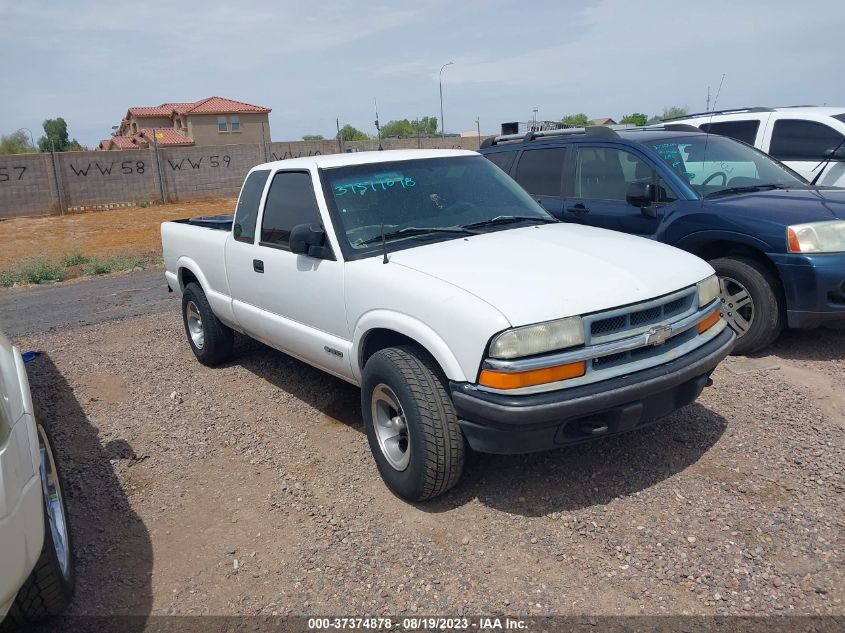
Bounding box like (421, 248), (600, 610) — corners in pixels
(161, 149), (735, 501)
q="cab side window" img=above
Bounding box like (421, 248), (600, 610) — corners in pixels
(770, 119), (844, 161)
(514, 147), (567, 197)
(233, 169), (270, 243)
(700, 120), (760, 145)
(260, 171), (322, 249)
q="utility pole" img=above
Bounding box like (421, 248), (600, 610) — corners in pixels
(706, 85), (711, 112)
(439, 61), (454, 136)
(475, 117), (481, 149)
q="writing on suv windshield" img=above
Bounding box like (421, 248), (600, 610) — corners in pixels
(650, 135), (806, 197)
(322, 156), (553, 255)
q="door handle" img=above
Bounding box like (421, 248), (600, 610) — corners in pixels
(253, 259), (264, 273)
(567, 203), (589, 213)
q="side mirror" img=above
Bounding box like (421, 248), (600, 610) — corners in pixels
(289, 223), (332, 259)
(626, 182), (654, 207)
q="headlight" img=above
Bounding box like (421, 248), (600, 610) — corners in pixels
(489, 316), (584, 359)
(787, 220), (845, 253)
(697, 275), (720, 308)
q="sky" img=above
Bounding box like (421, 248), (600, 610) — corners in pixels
(2, 0), (844, 147)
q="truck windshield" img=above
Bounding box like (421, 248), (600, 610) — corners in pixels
(649, 135), (807, 198)
(322, 155), (553, 254)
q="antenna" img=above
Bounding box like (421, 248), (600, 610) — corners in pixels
(700, 73), (726, 195)
(374, 97), (383, 150)
(706, 85), (711, 112)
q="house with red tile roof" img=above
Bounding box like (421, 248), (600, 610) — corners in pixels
(99, 96), (272, 150)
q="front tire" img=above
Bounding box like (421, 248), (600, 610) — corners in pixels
(361, 346), (465, 501)
(182, 282), (233, 366)
(710, 256), (783, 355)
(3, 424), (75, 630)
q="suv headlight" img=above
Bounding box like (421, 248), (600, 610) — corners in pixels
(787, 220), (845, 253)
(697, 275), (720, 307)
(489, 316), (584, 359)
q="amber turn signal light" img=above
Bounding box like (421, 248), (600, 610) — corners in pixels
(698, 308), (721, 334)
(479, 361), (586, 390)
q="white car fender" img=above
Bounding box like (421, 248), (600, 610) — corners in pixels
(351, 310), (468, 384)
(174, 255), (237, 326)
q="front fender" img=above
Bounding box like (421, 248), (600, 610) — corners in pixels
(673, 229), (775, 256)
(352, 310), (468, 384)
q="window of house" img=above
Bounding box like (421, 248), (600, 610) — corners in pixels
(699, 120), (760, 145)
(514, 147), (567, 197)
(233, 169), (270, 243)
(218, 116), (228, 133)
(231, 115), (241, 132)
(260, 171), (322, 249)
(770, 119), (844, 160)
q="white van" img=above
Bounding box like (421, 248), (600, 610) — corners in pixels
(672, 106), (845, 187)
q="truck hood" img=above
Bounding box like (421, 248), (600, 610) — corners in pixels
(707, 187), (845, 223)
(389, 223), (714, 326)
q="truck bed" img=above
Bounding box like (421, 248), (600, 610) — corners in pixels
(173, 214), (234, 231)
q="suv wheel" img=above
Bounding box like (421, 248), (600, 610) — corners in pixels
(710, 256), (783, 355)
(361, 346), (464, 501)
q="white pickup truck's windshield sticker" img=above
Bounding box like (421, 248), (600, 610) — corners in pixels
(334, 174), (415, 196)
(323, 156), (553, 253)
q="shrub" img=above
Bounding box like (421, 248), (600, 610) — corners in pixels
(0, 259), (64, 287)
(61, 250), (90, 267)
(82, 254), (146, 276)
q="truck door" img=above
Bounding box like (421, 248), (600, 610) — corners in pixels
(565, 145), (669, 239)
(225, 168), (272, 339)
(253, 170), (352, 379)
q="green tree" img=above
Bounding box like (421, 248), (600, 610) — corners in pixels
(0, 130), (37, 154)
(336, 124), (370, 142)
(658, 106), (689, 121)
(619, 113), (648, 126)
(416, 116), (438, 136)
(37, 117), (84, 152)
(302, 134), (324, 141)
(561, 113), (591, 127)
(380, 119), (416, 138)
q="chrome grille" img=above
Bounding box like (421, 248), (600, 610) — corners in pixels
(584, 287), (697, 346)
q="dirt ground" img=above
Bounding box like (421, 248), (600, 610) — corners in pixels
(0, 198), (234, 271)
(13, 308), (843, 620)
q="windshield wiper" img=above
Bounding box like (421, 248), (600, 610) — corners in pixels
(357, 226), (477, 246)
(461, 215), (558, 230)
(705, 183), (790, 199)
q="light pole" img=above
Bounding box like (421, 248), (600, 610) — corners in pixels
(439, 61), (454, 136)
(532, 108), (538, 129)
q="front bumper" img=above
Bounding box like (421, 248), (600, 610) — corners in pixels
(451, 327), (735, 454)
(769, 252), (845, 328)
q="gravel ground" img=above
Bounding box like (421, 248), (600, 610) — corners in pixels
(12, 312), (844, 619)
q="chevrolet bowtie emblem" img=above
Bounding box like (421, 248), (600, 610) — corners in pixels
(645, 324), (672, 346)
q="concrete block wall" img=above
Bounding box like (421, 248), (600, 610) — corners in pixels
(159, 143), (263, 201)
(56, 148), (160, 207)
(0, 153), (60, 219)
(0, 136), (492, 219)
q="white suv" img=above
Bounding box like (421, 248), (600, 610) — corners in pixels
(0, 332), (74, 628)
(671, 106), (845, 187)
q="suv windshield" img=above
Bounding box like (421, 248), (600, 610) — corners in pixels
(322, 155), (553, 255)
(649, 135), (807, 197)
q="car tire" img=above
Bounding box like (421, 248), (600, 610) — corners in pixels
(182, 281), (233, 366)
(361, 346), (465, 502)
(2, 423), (75, 631)
(710, 256), (783, 355)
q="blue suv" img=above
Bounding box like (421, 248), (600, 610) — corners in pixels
(480, 125), (845, 354)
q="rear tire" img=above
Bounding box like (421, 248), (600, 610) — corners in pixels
(710, 256), (783, 355)
(182, 282), (233, 366)
(2, 424), (75, 631)
(361, 346), (464, 501)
